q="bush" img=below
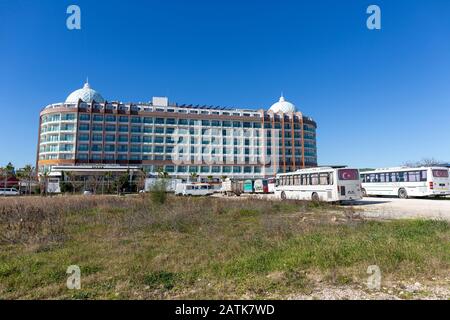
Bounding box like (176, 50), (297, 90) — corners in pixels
(149, 180), (168, 204)
(59, 182), (73, 194)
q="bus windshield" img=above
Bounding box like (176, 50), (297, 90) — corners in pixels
(432, 170), (449, 178)
(338, 169), (359, 181)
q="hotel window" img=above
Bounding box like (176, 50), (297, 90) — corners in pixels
(201, 111), (209, 115)
(131, 116), (141, 123)
(93, 115), (103, 122)
(189, 119), (198, 126)
(143, 117), (153, 124)
(155, 127), (164, 134)
(118, 135), (128, 142)
(92, 134), (103, 142)
(79, 134), (89, 141)
(92, 124), (103, 131)
(105, 134), (115, 142)
(233, 121), (241, 128)
(131, 126), (141, 133)
(104, 145), (115, 152)
(178, 119), (188, 125)
(117, 155), (127, 160)
(131, 135), (141, 143)
(233, 166), (242, 173)
(143, 146), (152, 153)
(61, 134), (74, 142)
(130, 145), (141, 153)
(60, 144), (74, 152)
(212, 166), (221, 173)
(62, 113), (76, 121)
(118, 145), (128, 152)
(92, 145), (102, 152)
(190, 110), (198, 114)
(104, 154), (115, 161)
(105, 125), (116, 132)
(119, 116), (128, 123)
(201, 166), (210, 173)
(78, 144), (88, 151)
(165, 166), (175, 173)
(91, 154), (102, 161)
(166, 127), (175, 134)
(211, 120), (220, 127)
(143, 136), (152, 143)
(223, 166), (232, 173)
(78, 154), (88, 160)
(166, 146), (174, 153)
(154, 146), (164, 153)
(105, 115), (116, 122)
(79, 124), (90, 131)
(244, 166), (252, 173)
(143, 127), (152, 133)
(154, 136), (164, 144)
(155, 118), (165, 125)
(189, 166), (198, 173)
(202, 120), (210, 126)
(119, 125), (128, 132)
(222, 121), (232, 127)
(177, 166), (187, 173)
(79, 114), (90, 121)
(130, 155), (141, 161)
(166, 137), (175, 144)
(166, 118), (176, 125)
(154, 155), (164, 161)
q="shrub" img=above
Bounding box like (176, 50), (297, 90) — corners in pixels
(149, 180), (168, 204)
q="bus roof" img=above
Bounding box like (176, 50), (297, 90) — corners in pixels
(361, 166), (450, 174)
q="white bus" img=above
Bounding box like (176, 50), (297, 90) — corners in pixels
(275, 167), (363, 203)
(360, 167), (450, 198)
(175, 183), (214, 196)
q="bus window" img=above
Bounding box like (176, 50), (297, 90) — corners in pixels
(433, 170), (449, 178)
(420, 171), (427, 181)
(294, 175), (301, 185)
(319, 173), (329, 185)
(398, 172), (405, 182)
(311, 174), (319, 185)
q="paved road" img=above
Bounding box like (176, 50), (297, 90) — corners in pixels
(354, 197), (450, 221)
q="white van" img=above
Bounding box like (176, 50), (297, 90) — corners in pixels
(175, 183), (214, 196)
(0, 188), (20, 196)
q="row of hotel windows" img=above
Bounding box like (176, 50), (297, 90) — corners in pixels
(43, 113), (316, 131)
(40, 144), (316, 159)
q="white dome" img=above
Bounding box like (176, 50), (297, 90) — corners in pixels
(65, 82), (105, 103)
(269, 95), (296, 113)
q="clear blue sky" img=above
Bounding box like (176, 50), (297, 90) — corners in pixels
(1, 0), (449, 169)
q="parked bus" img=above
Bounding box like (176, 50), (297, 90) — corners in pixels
(175, 183), (214, 196)
(254, 179), (269, 193)
(275, 167), (363, 203)
(360, 167), (450, 198)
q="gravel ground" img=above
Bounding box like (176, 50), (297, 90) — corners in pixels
(354, 197), (450, 221)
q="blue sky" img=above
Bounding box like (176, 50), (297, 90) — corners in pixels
(1, 0), (449, 168)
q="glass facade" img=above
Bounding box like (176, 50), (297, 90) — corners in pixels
(38, 100), (317, 176)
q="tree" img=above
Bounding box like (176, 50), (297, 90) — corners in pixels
(114, 172), (129, 195)
(189, 172), (198, 183)
(207, 175), (214, 183)
(16, 164), (35, 195)
(220, 175), (228, 182)
(157, 169), (169, 179)
(104, 171), (113, 194)
(0, 162), (15, 190)
(403, 158), (442, 168)
(137, 168), (149, 192)
(40, 170), (50, 196)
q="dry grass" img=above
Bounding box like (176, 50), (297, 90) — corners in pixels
(0, 195), (448, 299)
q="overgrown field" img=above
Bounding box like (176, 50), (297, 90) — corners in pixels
(0, 195), (449, 299)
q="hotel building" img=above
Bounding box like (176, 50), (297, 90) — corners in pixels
(37, 82), (317, 179)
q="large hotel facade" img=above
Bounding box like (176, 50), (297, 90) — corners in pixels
(37, 82), (317, 179)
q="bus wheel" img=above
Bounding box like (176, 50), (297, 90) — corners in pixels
(281, 191), (287, 201)
(398, 188), (408, 199)
(361, 188), (367, 197)
(311, 192), (320, 202)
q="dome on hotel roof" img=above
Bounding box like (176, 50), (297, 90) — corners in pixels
(269, 95), (296, 113)
(65, 81), (105, 103)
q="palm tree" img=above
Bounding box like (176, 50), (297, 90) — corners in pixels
(189, 172), (198, 183)
(23, 165), (35, 195)
(41, 170), (50, 196)
(0, 162), (15, 192)
(104, 171), (113, 194)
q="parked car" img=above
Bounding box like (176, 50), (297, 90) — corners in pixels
(83, 190), (93, 196)
(0, 188), (20, 196)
